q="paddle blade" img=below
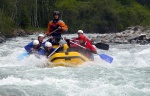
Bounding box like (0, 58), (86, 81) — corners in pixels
(99, 54), (113, 63)
(18, 52), (29, 60)
(94, 43), (109, 50)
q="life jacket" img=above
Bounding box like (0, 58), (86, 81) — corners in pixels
(50, 20), (60, 33)
(46, 19), (68, 36)
(78, 35), (92, 44)
(49, 20), (62, 43)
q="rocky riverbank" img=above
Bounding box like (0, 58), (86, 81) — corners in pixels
(91, 26), (150, 45)
(0, 26), (150, 45)
(0, 29), (42, 43)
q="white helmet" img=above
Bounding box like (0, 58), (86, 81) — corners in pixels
(140, 33), (146, 36)
(45, 42), (52, 47)
(38, 34), (44, 37)
(77, 30), (83, 34)
(33, 40), (39, 45)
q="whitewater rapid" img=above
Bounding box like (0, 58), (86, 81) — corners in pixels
(0, 34), (150, 96)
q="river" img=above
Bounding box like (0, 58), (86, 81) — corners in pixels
(0, 34), (150, 96)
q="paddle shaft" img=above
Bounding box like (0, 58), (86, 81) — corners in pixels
(44, 29), (59, 42)
(48, 28), (59, 36)
(48, 46), (60, 58)
(70, 40), (96, 53)
(70, 41), (86, 49)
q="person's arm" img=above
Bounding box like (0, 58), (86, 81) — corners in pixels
(57, 20), (68, 33)
(86, 43), (97, 54)
(45, 21), (53, 36)
(24, 42), (33, 52)
(85, 37), (93, 45)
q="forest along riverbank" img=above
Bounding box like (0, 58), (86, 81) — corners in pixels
(0, 26), (150, 45)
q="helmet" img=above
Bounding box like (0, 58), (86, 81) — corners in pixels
(38, 34), (44, 37)
(53, 11), (60, 15)
(33, 40), (39, 45)
(45, 42), (52, 47)
(77, 30), (84, 34)
(140, 33), (146, 36)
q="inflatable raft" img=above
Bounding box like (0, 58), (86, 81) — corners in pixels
(47, 51), (90, 67)
(46, 44), (90, 67)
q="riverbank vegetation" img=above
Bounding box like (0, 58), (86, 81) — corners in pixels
(0, 0), (150, 37)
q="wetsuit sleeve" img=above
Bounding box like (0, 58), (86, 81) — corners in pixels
(57, 20), (68, 33)
(24, 42), (33, 52)
(86, 43), (97, 54)
(46, 21), (53, 35)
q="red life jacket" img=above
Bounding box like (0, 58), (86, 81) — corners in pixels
(50, 21), (59, 32)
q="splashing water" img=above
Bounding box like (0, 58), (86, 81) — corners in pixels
(0, 34), (150, 96)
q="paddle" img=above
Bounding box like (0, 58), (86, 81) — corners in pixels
(18, 50), (43, 60)
(44, 29), (59, 41)
(98, 54), (113, 63)
(17, 52), (29, 60)
(47, 28), (59, 36)
(48, 46), (60, 58)
(94, 42), (109, 50)
(70, 41), (113, 63)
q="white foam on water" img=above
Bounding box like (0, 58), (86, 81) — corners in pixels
(0, 35), (150, 96)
